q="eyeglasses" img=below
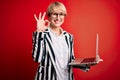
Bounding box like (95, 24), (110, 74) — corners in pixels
(51, 13), (66, 18)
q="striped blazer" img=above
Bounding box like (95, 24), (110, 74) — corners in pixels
(32, 28), (75, 80)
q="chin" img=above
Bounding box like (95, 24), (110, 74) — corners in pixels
(55, 25), (61, 27)
(50, 22), (63, 28)
(54, 24), (62, 27)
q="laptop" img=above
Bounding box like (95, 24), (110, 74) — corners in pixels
(69, 33), (103, 66)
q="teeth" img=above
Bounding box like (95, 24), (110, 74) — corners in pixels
(55, 21), (60, 24)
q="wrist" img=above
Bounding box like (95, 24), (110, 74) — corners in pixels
(36, 29), (43, 32)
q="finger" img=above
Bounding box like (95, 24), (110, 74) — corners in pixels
(99, 59), (103, 61)
(34, 14), (38, 21)
(42, 12), (46, 20)
(39, 12), (42, 20)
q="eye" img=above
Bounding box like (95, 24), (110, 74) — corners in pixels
(59, 13), (64, 16)
(53, 13), (58, 16)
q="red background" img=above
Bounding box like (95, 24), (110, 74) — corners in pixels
(0, 0), (120, 80)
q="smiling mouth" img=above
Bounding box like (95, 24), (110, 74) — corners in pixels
(54, 20), (61, 24)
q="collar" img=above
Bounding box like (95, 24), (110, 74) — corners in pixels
(48, 27), (66, 36)
(44, 27), (69, 38)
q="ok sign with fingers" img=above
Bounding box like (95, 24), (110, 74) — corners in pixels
(34, 12), (49, 32)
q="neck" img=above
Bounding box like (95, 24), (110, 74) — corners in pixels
(50, 25), (62, 35)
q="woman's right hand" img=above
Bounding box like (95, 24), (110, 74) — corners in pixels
(34, 12), (49, 32)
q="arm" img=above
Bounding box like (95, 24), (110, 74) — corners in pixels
(32, 31), (45, 63)
(71, 35), (75, 61)
(32, 12), (49, 63)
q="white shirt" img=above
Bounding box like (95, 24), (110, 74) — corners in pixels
(49, 28), (69, 80)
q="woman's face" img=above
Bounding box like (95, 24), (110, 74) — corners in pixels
(49, 11), (66, 28)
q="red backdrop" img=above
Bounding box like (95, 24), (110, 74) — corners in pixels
(0, 0), (120, 80)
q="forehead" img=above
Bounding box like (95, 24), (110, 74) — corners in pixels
(51, 7), (66, 13)
(52, 9), (64, 13)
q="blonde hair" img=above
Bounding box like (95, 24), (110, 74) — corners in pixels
(46, 1), (67, 17)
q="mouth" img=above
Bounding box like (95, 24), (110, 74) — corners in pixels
(55, 21), (60, 24)
(54, 19), (62, 24)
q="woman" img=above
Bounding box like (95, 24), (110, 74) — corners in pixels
(32, 1), (89, 80)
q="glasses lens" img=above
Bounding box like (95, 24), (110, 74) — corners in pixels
(51, 13), (65, 18)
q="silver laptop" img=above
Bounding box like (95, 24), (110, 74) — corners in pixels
(69, 33), (103, 66)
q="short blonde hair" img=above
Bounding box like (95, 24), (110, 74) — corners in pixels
(46, 1), (67, 17)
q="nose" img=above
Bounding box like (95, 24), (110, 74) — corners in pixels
(56, 14), (61, 19)
(55, 14), (58, 17)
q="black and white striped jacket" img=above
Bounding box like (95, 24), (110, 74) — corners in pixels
(32, 28), (75, 80)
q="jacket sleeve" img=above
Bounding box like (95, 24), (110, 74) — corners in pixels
(32, 31), (45, 63)
(71, 35), (75, 61)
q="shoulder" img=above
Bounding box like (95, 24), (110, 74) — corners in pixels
(63, 31), (73, 38)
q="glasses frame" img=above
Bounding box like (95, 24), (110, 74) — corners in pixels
(50, 12), (66, 18)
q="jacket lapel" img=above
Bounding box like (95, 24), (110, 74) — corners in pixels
(63, 32), (71, 62)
